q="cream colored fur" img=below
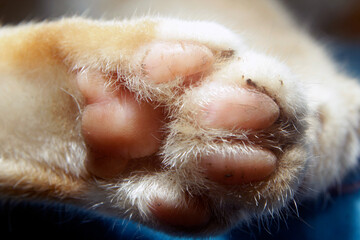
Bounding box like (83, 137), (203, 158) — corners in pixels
(1, 0), (360, 236)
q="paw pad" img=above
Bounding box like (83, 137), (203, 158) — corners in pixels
(77, 40), (302, 231)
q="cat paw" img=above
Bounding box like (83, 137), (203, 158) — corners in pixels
(74, 19), (309, 235)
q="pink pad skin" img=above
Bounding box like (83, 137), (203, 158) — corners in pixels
(200, 148), (277, 185)
(199, 88), (280, 130)
(77, 72), (164, 178)
(143, 42), (214, 83)
(149, 197), (210, 229)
